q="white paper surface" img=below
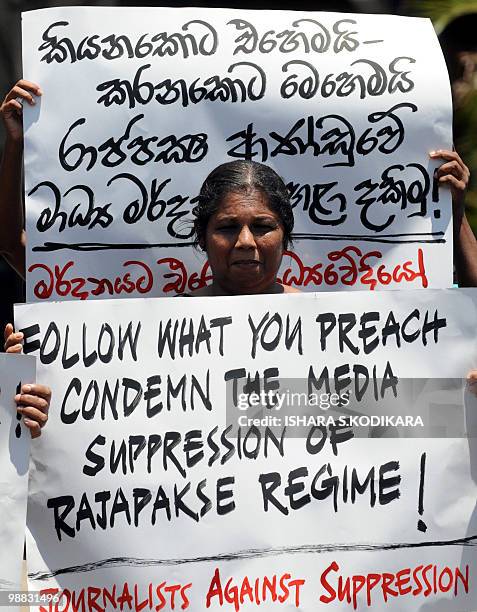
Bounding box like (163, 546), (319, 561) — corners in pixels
(0, 354), (34, 610)
(22, 8), (453, 301)
(15, 289), (477, 611)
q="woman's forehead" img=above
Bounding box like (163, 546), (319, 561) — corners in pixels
(215, 189), (276, 216)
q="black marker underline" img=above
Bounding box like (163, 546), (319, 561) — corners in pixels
(32, 241), (196, 252)
(32, 233), (446, 252)
(29, 533), (477, 581)
(292, 232), (446, 245)
(294, 232), (445, 238)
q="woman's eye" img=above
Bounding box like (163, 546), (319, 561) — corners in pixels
(215, 222), (276, 233)
(253, 224), (275, 232)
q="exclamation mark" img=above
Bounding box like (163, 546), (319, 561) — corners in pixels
(15, 382), (22, 438)
(417, 452), (427, 532)
(432, 168), (441, 219)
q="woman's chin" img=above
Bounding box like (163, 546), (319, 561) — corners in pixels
(230, 269), (265, 286)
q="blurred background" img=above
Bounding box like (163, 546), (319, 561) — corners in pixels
(1, 0), (476, 338)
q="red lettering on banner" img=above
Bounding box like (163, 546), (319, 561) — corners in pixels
(279, 246), (428, 290)
(28, 247), (428, 300)
(319, 561), (469, 608)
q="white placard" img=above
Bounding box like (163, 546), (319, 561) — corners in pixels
(0, 354), (34, 608)
(15, 290), (477, 611)
(22, 8), (453, 301)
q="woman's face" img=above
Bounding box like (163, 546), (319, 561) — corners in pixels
(204, 189), (285, 295)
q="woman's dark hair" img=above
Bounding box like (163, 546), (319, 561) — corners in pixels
(192, 160), (294, 250)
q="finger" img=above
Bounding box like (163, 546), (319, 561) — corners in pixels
(8, 86), (37, 106)
(435, 160), (469, 182)
(429, 151), (469, 172)
(4, 81), (42, 102)
(435, 160), (465, 178)
(4, 331), (23, 350)
(4, 323), (13, 343)
(433, 153), (468, 177)
(17, 405), (48, 426)
(5, 344), (23, 354)
(436, 169), (469, 189)
(429, 149), (463, 164)
(15, 80), (42, 95)
(24, 419), (42, 439)
(1, 99), (23, 114)
(16, 393), (49, 413)
(20, 383), (51, 402)
(439, 175), (466, 191)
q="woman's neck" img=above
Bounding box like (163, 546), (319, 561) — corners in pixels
(190, 281), (297, 297)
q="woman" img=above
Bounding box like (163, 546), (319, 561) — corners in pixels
(189, 160), (300, 296)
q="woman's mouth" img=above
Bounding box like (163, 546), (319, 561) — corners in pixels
(232, 260), (261, 266)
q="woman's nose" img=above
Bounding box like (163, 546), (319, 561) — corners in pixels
(235, 225), (256, 248)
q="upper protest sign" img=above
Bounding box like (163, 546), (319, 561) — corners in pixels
(22, 7), (452, 301)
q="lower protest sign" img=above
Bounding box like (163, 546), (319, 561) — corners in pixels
(14, 290), (477, 610)
(0, 354), (34, 608)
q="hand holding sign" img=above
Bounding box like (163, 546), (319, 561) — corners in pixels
(430, 149), (470, 213)
(0, 79), (42, 144)
(0, 80), (42, 278)
(4, 323), (51, 438)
